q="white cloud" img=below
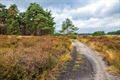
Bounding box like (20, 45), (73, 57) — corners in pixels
(73, 15), (120, 28)
(51, 0), (120, 32)
(1, 0), (120, 33)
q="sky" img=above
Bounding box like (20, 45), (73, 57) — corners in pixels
(0, 0), (120, 33)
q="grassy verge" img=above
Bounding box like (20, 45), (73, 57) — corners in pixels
(79, 36), (120, 75)
(0, 35), (71, 80)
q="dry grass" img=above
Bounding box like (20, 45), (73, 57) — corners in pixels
(0, 35), (71, 80)
(79, 36), (120, 75)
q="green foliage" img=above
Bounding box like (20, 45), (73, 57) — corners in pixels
(0, 3), (55, 35)
(60, 18), (78, 35)
(0, 3), (7, 34)
(24, 3), (55, 35)
(92, 31), (105, 36)
(0, 3), (7, 21)
(6, 4), (21, 35)
(107, 30), (120, 35)
(54, 32), (61, 36)
(7, 19), (21, 35)
(7, 4), (18, 18)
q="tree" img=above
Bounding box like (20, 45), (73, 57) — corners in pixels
(17, 12), (26, 35)
(0, 3), (6, 22)
(107, 30), (120, 35)
(92, 31), (105, 36)
(0, 3), (55, 35)
(24, 3), (55, 35)
(60, 18), (78, 34)
(6, 4), (21, 35)
(0, 3), (7, 34)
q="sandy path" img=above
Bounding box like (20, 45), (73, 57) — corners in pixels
(58, 40), (120, 80)
(57, 47), (95, 80)
(72, 40), (120, 80)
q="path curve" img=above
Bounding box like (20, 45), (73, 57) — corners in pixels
(72, 40), (120, 80)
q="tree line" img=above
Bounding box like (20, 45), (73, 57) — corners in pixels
(92, 30), (120, 36)
(0, 3), (79, 36)
(1, 3), (119, 36)
(107, 30), (120, 35)
(0, 3), (55, 35)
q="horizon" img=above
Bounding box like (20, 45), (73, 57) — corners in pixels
(0, 0), (120, 33)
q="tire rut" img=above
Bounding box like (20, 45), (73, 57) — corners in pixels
(57, 47), (95, 80)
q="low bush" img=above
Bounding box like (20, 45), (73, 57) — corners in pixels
(0, 35), (71, 80)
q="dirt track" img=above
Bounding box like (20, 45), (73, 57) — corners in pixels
(58, 47), (95, 80)
(57, 40), (120, 80)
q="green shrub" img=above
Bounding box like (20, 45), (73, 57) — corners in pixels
(92, 31), (105, 36)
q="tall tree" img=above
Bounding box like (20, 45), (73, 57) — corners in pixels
(17, 12), (26, 35)
(6, 4), (21, 35)
(60, 18), (78, 34)
(0, 3), (7, 34)
(24, 3), (55, 35)
(0, 3), (6, 22)
(0, 3), (55, 35)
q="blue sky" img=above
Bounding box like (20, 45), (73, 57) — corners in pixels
(0, 0), (120, 33)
